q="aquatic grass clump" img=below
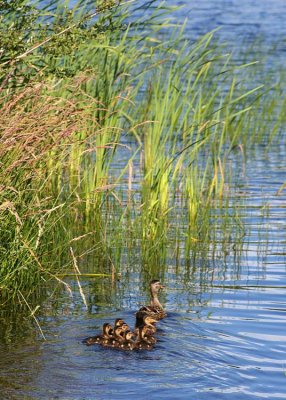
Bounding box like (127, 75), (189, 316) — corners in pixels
(0, 76), (129, 306)
(0, 84), (86, 304)
(132, 30), (267, 251)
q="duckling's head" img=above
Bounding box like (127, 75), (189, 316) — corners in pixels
(114, 318), (125, 328)
(114, 325), (131, 342)
(103, 323), (114, 337)
(125, 331), (135, 342)
(120, 322), (130, 332)
(114, 326), (125, 336)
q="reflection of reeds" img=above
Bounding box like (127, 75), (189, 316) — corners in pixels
(0, 1), (285, 312)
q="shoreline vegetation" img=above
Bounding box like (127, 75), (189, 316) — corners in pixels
(0, 0), (285, 315)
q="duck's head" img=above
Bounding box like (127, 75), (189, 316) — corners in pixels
(150, 280), (165, 295)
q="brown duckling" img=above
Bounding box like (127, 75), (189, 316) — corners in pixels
(114, 319), (130, 332)
(135, 326), (155, 350)
(120, 322), (131, 332)
(109, 329), (136, 350)
(113, 325), (128, 343)
(114, 318), (125, 328)
(103, 323), (114, 338)
(118, 331), (137, 351)
(135, 314), (157, 336)
(136, 280), (167, 320)
(139, 325), (157, 345)
(83, 322), (114, 346)
(125, 330), (136, 342)
(143, 315), (157, 335)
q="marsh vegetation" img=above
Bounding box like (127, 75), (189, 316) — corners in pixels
(0, 0), (285, 313)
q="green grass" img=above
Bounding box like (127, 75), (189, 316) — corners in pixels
(0, 0), (285, 312)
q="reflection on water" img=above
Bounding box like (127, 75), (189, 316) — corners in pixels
(1, 1), (286, 399)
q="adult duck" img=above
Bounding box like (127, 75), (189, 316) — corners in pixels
(136, 280), (167, 320)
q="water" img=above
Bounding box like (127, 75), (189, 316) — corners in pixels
(1, 1), (286, 399)
(179, 0), (286, 41)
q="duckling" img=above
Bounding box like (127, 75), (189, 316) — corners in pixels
(120, 322), (131, 332)
(113, 318), (130, 332)
(115, 319), (130, 333)
(118, 331), (137, 351)
(101, 323), (115, 346)
(136, 280), (167, 320)
(103, 323), (114, 338)
(113, 325), (128, 343)
(139, 325), (157, 345)
(106, 328), (126, 348)
(135, 314), (157, 336)
(109, 329), (136, 350)
(135, 326), (155, 350)
(125, 330), (136, 342)
(143, 315), (157, 335)
(114, 318), (125, 328)
(83, 322), (113, 346)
